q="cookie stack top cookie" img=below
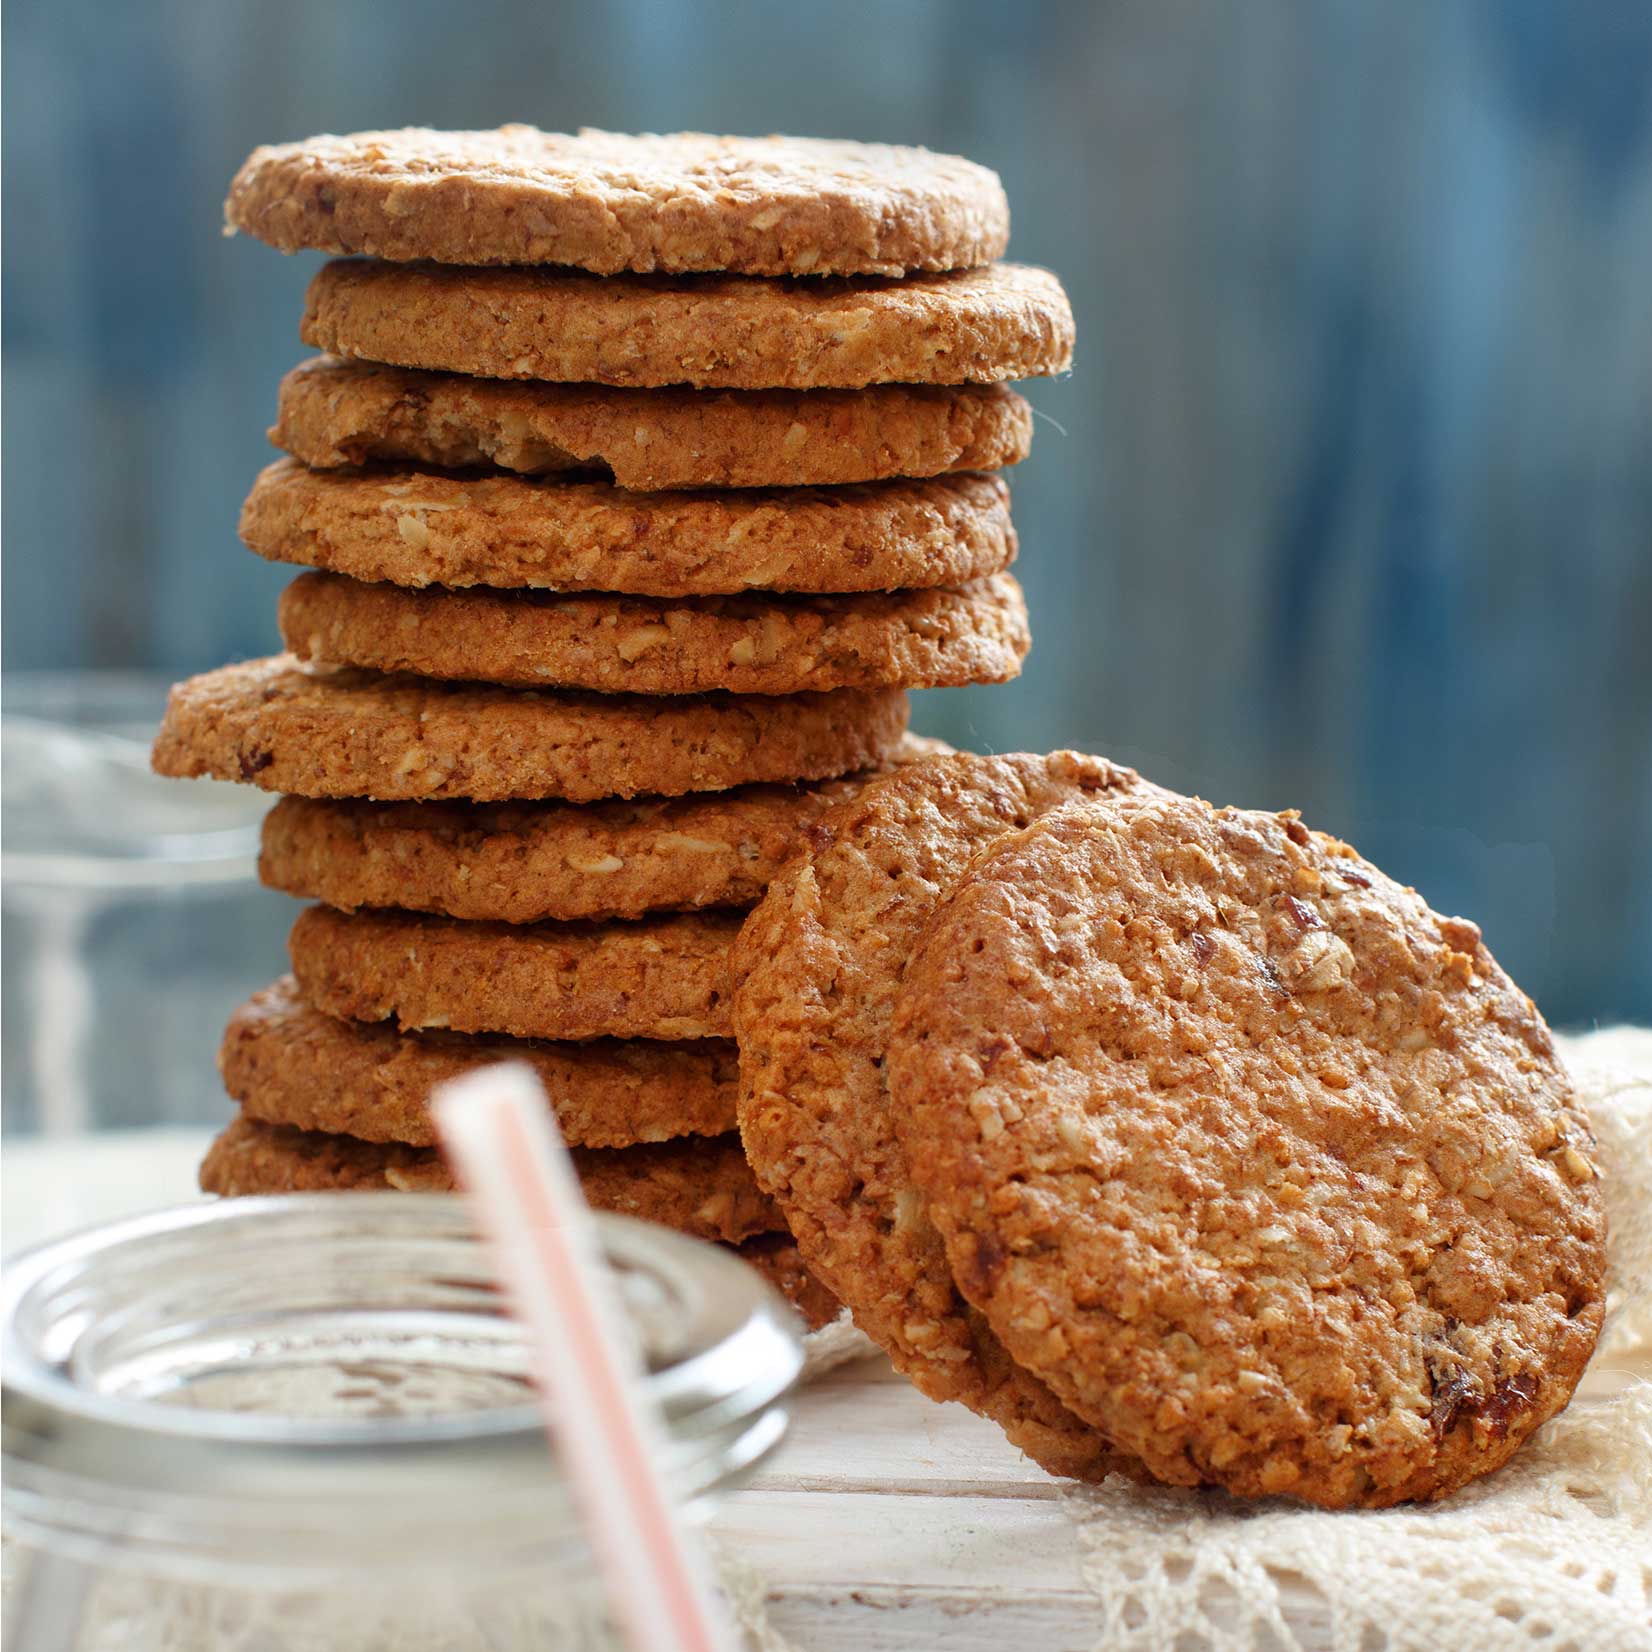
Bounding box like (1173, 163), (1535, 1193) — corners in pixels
(225, 128), (1013, 275)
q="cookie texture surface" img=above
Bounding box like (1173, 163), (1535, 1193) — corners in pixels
(226, 127), (1009, 276)
(733, 752), (1153, 1480)
(259, 737), (950, 925)
(200, 1116), (783, 1244)
(152, 657), (908, 803)
(242, 459), (1016, 598)
(301, 259), (1073, 390)
(221, 977), (737, 1147)
(289, 904), (741, 1043)
(888, 796), (1607, 1507)
(278, 570), (1028, 696)
(274, 356), (1033, 490)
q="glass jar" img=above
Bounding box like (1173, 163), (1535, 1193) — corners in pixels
(2, 1195), (804, 1650)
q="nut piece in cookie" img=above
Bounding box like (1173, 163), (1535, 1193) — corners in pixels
(887, 794), (1607, 1507)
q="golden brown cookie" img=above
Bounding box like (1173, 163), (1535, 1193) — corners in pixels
(277, 570), (1029, 696)
(258, 737), (951, 925)
(200, 1115), (783, 1244)
(151, 657), (909, 803)
(301, 259), (1073, 390)
(734, 1234), (840, 1333)
(733, 752), (1155, 1482)
(289, 904), (741, 1043)
(273, 356), (1033, 490)
(226, 127), (1009, 276)
(888, 796), (1607, 1507)
(241, 459), (1016, 598)
(221, 977), (737, 1147)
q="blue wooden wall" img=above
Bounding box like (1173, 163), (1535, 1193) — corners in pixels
(5, 0), (1650, 1024)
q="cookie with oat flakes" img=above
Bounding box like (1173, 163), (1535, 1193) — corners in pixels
(226, 128), (1009, 277)
(289, 904), (742, 1044)
(240, 459), (1017, 598)
(300, 259), (1071, 390)
(258, 737), (950, 926)
(200, 1116), (782, 1245)
(222, 977), (739, 1148)
(272, 356), (1033, 491)
(151, 657), (909, 803)
(276, 570), (1028, 696)
(887, 794), (1607, 1507)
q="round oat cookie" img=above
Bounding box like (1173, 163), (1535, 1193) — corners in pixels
(226, 127), (1008, 276)
(151, 657), (909, 803)
(241, 459), (1016, 598)
(222, 977), (737, 1148)
(273, 356), (1033, 490)
(278, 571), (1028, 696)
(200, 1116), (783, 1244)
(258, 736), (951, 925)
(301, 259), (1072, 390)
(887, 796), (1608, 1507)
(290, 904), (740, 1043)
(733, 752), (1153, 1481)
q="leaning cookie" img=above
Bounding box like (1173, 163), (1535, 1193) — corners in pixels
(200, 1115), (784, 1245)
(277, 571), (1028, 695)
(272, 356), (1033, 490)
(887, 794), (1607, 1507)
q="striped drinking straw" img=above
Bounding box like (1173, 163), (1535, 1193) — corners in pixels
(433, 1061), (737, 1652)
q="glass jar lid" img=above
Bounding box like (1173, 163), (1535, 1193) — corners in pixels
(2, 1195), (803, 1583)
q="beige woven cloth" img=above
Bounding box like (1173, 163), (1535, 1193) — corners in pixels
(742, 1027), (1652, 1651)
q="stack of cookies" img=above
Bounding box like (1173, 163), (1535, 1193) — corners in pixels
(150, 128), (1605, 1506)
(152, 127), (1072, 1329)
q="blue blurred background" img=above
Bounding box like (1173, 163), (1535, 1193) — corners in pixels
(5, 0), (1650, 1028)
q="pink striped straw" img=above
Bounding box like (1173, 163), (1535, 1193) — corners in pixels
(432, 1061), (737, 1652)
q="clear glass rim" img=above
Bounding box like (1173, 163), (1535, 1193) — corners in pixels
(1, 1194), (803, 1457)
